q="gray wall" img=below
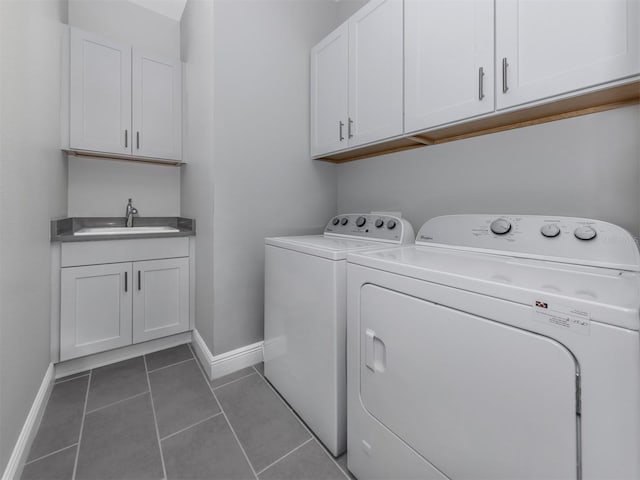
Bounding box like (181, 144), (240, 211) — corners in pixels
(336, 0), (368, 23)
(68, 157), (180, 217)
(0, 0), (68, 472)
(180, 0), (340, 355)
(337, 105), (640, 236)
(68, 0), (181, 58)
(180, 0), (216, 349)
(66, 0), (182, 217)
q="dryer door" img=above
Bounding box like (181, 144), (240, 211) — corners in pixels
(360, 284), (579, 480)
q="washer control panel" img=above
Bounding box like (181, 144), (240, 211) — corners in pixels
(325, 214), (414, 244)
(416, 214), (640, 271)
(490, 218), (512, 235)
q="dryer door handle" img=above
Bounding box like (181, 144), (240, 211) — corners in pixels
(365, 329), (386, 373)
(365, 329), (376, 371)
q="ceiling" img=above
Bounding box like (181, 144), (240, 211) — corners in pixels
(127, 0), (187, 21)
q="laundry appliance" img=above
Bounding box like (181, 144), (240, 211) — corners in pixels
(347, 214), (640, 479)
(264, 213), (414, 456)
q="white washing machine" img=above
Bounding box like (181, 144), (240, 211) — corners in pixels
(264, 213), (414, 456)
(346, 214), (640, 480)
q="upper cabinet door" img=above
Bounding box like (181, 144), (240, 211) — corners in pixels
(496, 0), (640, 110)
(405, 0), (494, 132)
(310, 24), (349, 157)
(132, 49), (182, 161)
(348, 0), (403, 147)
(69, 28), (132, 155)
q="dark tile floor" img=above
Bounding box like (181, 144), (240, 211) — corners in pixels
(22, 344), (352, 480)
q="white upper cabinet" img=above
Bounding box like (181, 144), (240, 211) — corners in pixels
(496, 0), (640, 110)
(70, 29), (132, 155)
(311, 0), (639, 161)
(404, 0), (494, 132)
(348, 0), (404, 147)
(310, 24), (349, 156)
(132, 49), (182, 160)
(66, 27), (182, 162)
(310, 0), (403, 157)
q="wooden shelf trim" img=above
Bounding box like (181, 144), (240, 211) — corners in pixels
(315, 80), (640, 164)
(63, 149), (184, 167)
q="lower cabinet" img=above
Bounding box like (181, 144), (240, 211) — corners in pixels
(132, 258), (189, 343)
(60, 254), (189, 361)
(61, 263), (132, 360)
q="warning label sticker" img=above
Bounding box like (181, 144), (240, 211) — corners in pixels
(533, 300), (591, 335)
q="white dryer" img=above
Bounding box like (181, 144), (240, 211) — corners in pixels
(346, 214), (640, 480)
(264, 213), (414, 456)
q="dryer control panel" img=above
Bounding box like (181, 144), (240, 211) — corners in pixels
(416, 214), (640, 271)
(325, 214), (414, 244)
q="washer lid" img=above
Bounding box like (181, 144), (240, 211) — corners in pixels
(348, 245), (640, 330)
(265, 235), (393, 260)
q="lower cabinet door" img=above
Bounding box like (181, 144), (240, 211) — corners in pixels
(60, 262), (133, 361)
(132, 257), (189, 343)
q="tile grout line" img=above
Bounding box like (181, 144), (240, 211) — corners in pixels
(188, 343), (260, 480)
(146, 356), (195, 374)
(211, 371), (258, 390)
(313, 438), (351, 480)
(84, 390), (149, 415)
(255, 373), (350, 480)
(159, 412), (223, 442)
(143, 355), (168, 480)
(255, 437), (314, 476)
(54, 373), (90, 385)
(24, 443), (78, 466)
(71, 370), (92, 480)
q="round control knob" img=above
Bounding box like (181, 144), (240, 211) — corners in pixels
(490, 218), (512, 235)
(574, 226), (597, 241)
(356, 216), (366, 227)
(540, 224), (560, 238)
(375, 219), (384, 228)
(387, 219), (397, 230)
(331, 217), (340, 226)
(340, 217), (349, 226)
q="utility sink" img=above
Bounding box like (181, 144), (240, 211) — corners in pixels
(74, 226), (180, 236)
(52, 217), (195, 242)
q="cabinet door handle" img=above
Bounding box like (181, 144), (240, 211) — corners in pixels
(502, 57), (509, 93)
(339, 121), (345, 141)
(124, 130), (128, 148)
(124, 271), (128, 292)
(136, 131), (140, 149)
(478, 66), (485, 100)
(348, 117), (354, 139)
(138, 270), (141, 291)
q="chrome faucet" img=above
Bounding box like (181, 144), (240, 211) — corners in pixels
(125, 198), (138, 227)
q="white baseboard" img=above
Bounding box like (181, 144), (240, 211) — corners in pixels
(55, 332), (192, 379)
(2, 363), (55, 480)
(192, 329), (263, 380)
